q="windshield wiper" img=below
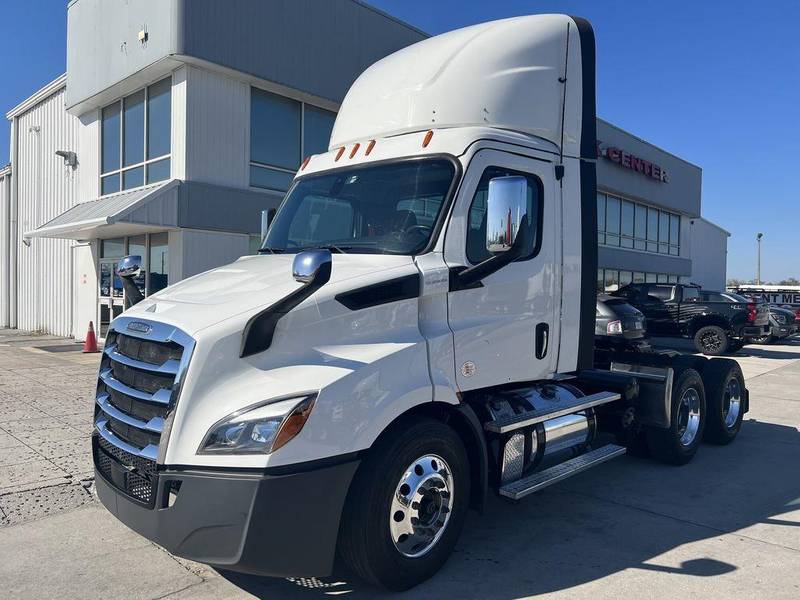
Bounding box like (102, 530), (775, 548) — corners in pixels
(258, 247), (284, 254)
(307, 244), (352, 254)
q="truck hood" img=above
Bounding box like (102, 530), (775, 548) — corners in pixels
(125, 253), (416, 335)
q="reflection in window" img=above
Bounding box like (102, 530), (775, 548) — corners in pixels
(123, 90), (145, 167)
(101, 77), (171, 195)
(303, 105), (336, 156)
(466, 167), (541, 265)
(249, 87), (337, 192)
(128, 235), (147, 296)
(597, 192), (681, 257)
(149, 232), (169, 295)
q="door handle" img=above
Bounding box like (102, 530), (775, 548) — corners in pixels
(535, 322), (549, 359)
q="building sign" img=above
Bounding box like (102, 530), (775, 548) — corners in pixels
(739, 291), (800, 307)
(597, 141), (668, 183)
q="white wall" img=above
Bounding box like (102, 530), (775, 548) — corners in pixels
(170, 228), (250, 281)
(0, 169), (10, 327)
(183, 66), (249, 188)
(15, 86), (82, 336)
(690, 218), (729, 290)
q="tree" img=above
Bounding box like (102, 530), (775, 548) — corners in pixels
(778, 277), (800, 286)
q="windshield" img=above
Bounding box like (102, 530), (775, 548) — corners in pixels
(262, 159), (456, 255)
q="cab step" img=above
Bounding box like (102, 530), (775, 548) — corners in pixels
(499, 444), (627, 500)
(484, 391), (621, 434)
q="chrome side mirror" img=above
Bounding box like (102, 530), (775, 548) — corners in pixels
(118, 255), (142, 278)
(292, 249), (332, 284)
(486, 176), (528, 253)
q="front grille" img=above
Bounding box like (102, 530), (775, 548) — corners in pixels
(93, 319), (194, 507)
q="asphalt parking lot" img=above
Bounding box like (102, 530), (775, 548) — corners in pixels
(1, 331), (799, 599)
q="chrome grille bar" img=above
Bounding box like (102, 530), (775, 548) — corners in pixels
(96, 393), (164, 433)
(104, 344), (180, 375)
(99, 367), (172, 405)
(95, 417), (159, 461)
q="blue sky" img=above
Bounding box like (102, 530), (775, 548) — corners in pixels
(1, 1), (798, 282)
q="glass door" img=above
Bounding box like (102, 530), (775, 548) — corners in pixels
(98, 238), (125, 338)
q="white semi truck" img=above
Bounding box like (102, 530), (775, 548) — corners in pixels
(93, 15), (748, 591)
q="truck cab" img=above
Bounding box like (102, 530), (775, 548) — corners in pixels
(92, 15), (749, 591)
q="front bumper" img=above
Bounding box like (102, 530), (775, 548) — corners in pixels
(95, 457), (359, 577)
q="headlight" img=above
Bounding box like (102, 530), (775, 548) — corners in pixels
(199, 394), (316, 455)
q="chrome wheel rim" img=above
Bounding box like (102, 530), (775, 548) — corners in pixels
(700, 330), (723, 353)
(723, 376), (742, 428)
(677, 387), (701, 446)
(389, 454), (454, 558)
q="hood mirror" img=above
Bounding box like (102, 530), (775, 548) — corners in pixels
(486, 176), (528, 253)
(118, 254), (142, 278)
(118, 255), (144, 309)
(293, 249), (333, 284)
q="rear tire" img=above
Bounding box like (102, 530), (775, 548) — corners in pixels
(702, 359), (745, 445)
(647, 368), (706, 465)
(338, 418), (470, 591)
(694, 325), (729, 356)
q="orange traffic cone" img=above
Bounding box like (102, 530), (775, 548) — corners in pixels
(83, 321), (99, 353)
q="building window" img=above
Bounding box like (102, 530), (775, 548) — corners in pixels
(101, 78), (172, 195)
(249, 87), (336, 192)
(597, 268), (683, 292)
(597, 192), (680, 256)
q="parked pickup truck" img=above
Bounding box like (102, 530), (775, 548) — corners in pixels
(613, 283), (769, 355)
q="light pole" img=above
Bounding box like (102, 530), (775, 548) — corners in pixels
(756, 233), (763, 285)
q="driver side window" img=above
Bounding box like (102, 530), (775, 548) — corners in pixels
(466, 167), (542, 264)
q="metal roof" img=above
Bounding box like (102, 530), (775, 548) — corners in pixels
(25, 180), (180, 239)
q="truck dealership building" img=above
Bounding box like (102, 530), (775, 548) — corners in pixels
(0, 0), (729, 340)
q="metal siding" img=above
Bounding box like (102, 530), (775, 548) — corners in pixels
(181, 0), (426, 103)
(689, 219), (729, 290)
(15, 87), (81, 336)
(596, 119), (702, 217)
(77, 110), (100, 200)
(185, 66), (249, 188)
(178, 181), (282, 235)
(0, 169), (10, 326)
(66, 0), (178, 110)
(180, 229), (250, 279)
(598, 245), (692, 277)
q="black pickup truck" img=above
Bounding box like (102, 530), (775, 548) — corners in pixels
(612, 283), (770, 355)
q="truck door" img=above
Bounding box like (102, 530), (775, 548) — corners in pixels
(443, 150), (556, 391)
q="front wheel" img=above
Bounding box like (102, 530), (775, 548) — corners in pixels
(647, 368), (706, 465)
(694, 325), (729, 356)
(338, 418), (470, 591)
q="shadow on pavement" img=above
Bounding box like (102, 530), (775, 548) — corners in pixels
(217, 418), (800, 599)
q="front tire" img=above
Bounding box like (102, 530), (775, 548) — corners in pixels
(694, 325), (729, 356)
(647, 368), (706, 465)
(703, 359), (745, 444)
(338, 418), (470, 591)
